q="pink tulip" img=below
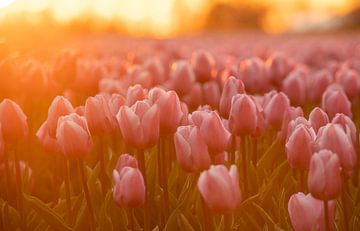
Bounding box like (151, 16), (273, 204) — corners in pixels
(108, 94), (125, 116)
(183, 83), (203, 110)
(169, 60), (195, 96)
(309, 107), (329, 134)
(308, 70), (333, 103)
(174, 125), (211, 172)
(203, 80), (221, 109)
(56, 113), (93, 158)
(117, 100), (159, 149)
(288, 193), (335, 231)
(308, 150), (342, 201)
(332, 113), (357, 145)
(321, 87), (352, 119)
(263, 92), (290, 129)
(125, 84), (147, 106)
(265, 52), (293, 86)
(335, 67), (360, 100)
(46, 96), (74, 137)
(191, 50), (216, 83)
(198, 165), (241, 213)
(115, 153), (138, 173)
(285, 117), (313, 142)
(278, 106), (303, 142)
(85, 94), (118, 134)
(229, 94), (258, 136)
(238, 57), (268, 93)
(75, 106), (85, 116)
(113, 166), (145, 208)
(36, 121), (61, 155)
(316, 123), (357, 176)
(282, 69), (308, 106)
(0, 99), (28, 143)
(144, 58), (165, 85)
(219, 76), (245, 118)
(286, 124), (315, 169)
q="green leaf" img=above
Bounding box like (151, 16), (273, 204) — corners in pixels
(24, 194), (72, 231)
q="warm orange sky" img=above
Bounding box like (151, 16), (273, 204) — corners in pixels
(0, 0), (357, 36)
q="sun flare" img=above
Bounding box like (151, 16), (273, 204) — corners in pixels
(0, 0), (15, 8)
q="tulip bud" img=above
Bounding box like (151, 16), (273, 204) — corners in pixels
(308, 150), (342, 201)
(309, 107), (329, 134)
(144, 58), (165, 85)
(219, 76), (245, 118)
(332, 113), (357, 145)
(117, 100), (159, 149)
(265, 52), (293, 86)
(308, 70), (333, 103)
(174, 125), (211, 172)
(56, 113), (93, 158)
(278, 106), (303, 142)
(286, 117), (313, 142)
(263, 92), (290, 129)
(229, 94), (258, 136)
(46, 96), (74, 137)
(335, 67), (360, 100)
(198, 165), (241, 213)
(36, 121), (61, 155)
(203, 81), (221, 110)
(113, 166), (145, 208)
(288, 193), (335, 231)
(183, 83), (203, 110)
(282, 69), (307, 106)
(115, 153), (138, 173)
(169, 60), (195, 96)
(321, 87), (352, 119)
(191, 50), (216, 83)
(0, 99), (28, 144)
(85, 94), (118, 134)
(108, 94), (125, 116)
(286, 124), (315, 169)
(316, 123), (357, 176)
(238, 57), (268, 94)
(125, 84), (147, 106)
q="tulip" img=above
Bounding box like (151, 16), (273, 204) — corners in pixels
(321, 87), (352, 119)
(19, 59), (48, 96)
(53, 49), (78, 86)
(113, 166), (145, 208)
(238, 57), (268, 93)
(332, 113), (357, 145)
(308, 70), (333, 103)
(46, 96), (74, 137)
(265, 52), (293, 86)
(115, 153), (138, 172)
(309, 107), (329, 134)
(315, 123), (356, 176)
(174, 125), (211, 172)
(219, 76), (245, 118)
(191, 50), (216, 83)
(99, 78), (124, 95)
(36, 121), (61, 155)
(144, 58), (165, 85)
(335, 67), (360, 100)
(183, 83), (203, 110)
(127, 66), (152, 89)
(229, 94), (258, 136)
(125, 84), (147, 106)
(308, 150), (342, 201)
(285, 117), (313, 142)
(117, 100), (159, 149)
(198, 165), (241, 213)
(263, 92), (290, 129)
(85, 94), (118, 134)
(169, 60), (195, 96)
(282, 69), (307, 106)
(0, 99), (28, 144)
(286, 124), (315, 169)
(108, 93), (125, 116)
(288, 193), (335, 231)
(203, 81), (221, 109)
(278, 106), (303, 142)
(56, 113), (93, 158)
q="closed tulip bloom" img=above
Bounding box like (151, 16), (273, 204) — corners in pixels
(282, 69), (308, 106)
(263, 92), (290, 129)
(169, 60), (195, 96)
(125, 84), (147, 106)
(0, 99), (28, 143)
(117, 100), (159, 149)
(85, 94), (118, 134)
(144, 57), (165, 85)
(285, 117), (313, 142)
(47, 96), (74, 137)
(335, 67), (360, 100)
(203, 81), (221, 109)
(265, 52), (293, 86)
(219, 76), (245, 118)
(56, 113), (93, 158)
(183, 83), (203, 110)
(174, 125), (211, 172)
(309, 107), (329, 134)
(36, 121), (61, 155)
(238, 57), (268, 93)
(191, 50), (216, 83)
(229, 94), (258, 136)
(115, 153), (138, 173)
(332, 113), (357, 145)
(148, 87), (166, 105)
(288, 193), (336, 231)
(286, 124), (315, 169)
(153, 90), (183, 134)
(316, 123), (356, 176)
(308, 150), (342, 201)
(198, 165), (241, 213)
(321, 87), (352, 119)
(308, 70), (333, 103)
(108, 94), (125, 116)
(278, 106), (304, 142)
(113, 166), (145, 208)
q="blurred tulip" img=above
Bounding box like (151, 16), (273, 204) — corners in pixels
(335, 67), (360, 100)
(316, 123), (356, 176)
(115, 153), (138, 174)
(332, 113), (357, 145)
(321, 87), (352, 119)
(108, 93), (126, 116)
(265, 52), (293, 86)
(19, 59), (48, 96)
(144, 57), (165, 85)
(308, 70), (333, 103)
(309, 107), (329, 134)
(117, 100), (159, 149)
(263, 92), (290, 129)
(288, 193), (335, 231)
(191, 50), (216, 83)
(203, 81), (221, 109)
(174, 125), (211, 172)
(125, 84), (147, 106)
(219, 76), (245, 118)
(169, 60), (195, 96)
(238, 57), (269, 93)
(198, 165), (241, 213)
(0, 99), (28, 144)
(183, 83), (203, 110)
(113, 166), (145, 208)
(53, 49), (78, 86)
(36, 121), (61, 155)
(278, 106), (304, 142)
(56, 113), (93, 158)
(308, 150), (342, 200)
(282, 69), (307, 105)
(46, 96), (74, 137)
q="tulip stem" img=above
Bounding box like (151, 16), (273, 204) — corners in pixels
(13, 150), (25, 230)
(98, 135), (110, 196)
(229, 135), (236, 164)
(224, 213), (233, 231)
(78, 159), (96, 231)
(137, 149), (149, 231)
(158, 137), (170, 226)
(323, 200), (330, 231)
(341, 177), (349, 231)
(241, 136), (247, 197)
(201, 197), (213, 231)
(252, 138), (257, 165)
(63, 158), (72, 225)
(127, 208), (134, 231)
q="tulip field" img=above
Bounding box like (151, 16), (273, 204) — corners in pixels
(0, 33), (360, 231)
